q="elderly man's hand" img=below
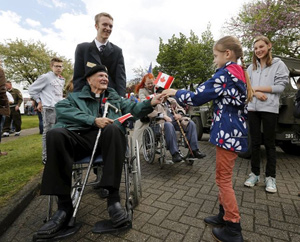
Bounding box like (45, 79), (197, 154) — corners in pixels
(150, 93), (164, 106)
(161, 88), (177, 97)
(94, 117), (114, 128)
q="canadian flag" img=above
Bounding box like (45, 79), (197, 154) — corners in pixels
(154, 72), (174, 89)
(115, 113), (133, 124)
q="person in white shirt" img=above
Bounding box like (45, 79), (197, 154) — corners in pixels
(29, 57), (65, 164)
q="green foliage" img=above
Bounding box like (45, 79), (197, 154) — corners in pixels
(0, 134), (43, 207)
(225, 0), (300, 60)
(0, 39), (73, 88)
(155, 27), (215, 88)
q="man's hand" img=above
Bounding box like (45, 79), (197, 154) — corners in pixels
(15, 105), (19, 111)
(161, 88), (177, 97)
(150, 93), (163, 106)
(37, 102), (43, 112)
(94, 117), (114, 128)
(173, 113), (182, 120)
(164, 116), (172, 122)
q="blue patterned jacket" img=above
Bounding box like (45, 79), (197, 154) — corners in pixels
(175, 62), (248, 152)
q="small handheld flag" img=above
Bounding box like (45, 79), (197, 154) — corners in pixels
(154, 72), (174, 89)
(146, 94), (156, 100)
(115, 113), (133, 124)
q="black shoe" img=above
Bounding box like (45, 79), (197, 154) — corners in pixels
(192, 150), (206, 159)
(108, 202), (129, 228)
(212, 221), (244, 242)
(172, 152), (182, 163)
(204, 205), (225, 226)
(37, 210), (69, 237)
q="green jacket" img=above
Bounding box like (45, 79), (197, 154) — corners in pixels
(54, 85), (154, 134)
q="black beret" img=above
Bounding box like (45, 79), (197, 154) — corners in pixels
(84, 65), (108, 79)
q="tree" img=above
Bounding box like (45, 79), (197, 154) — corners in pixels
(225, 0), (300, 59)
(0, 39), (73, 88)
(155, 27), (215, 88)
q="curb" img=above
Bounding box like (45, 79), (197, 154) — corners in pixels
(0, 172), (42, 236)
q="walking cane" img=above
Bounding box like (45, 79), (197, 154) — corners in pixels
(170, 106), (195, 158)
(68, 102), (119, 227)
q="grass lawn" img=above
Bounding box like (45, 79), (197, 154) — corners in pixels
(21, 114), (40, 130)
(0, 116), (43, 208)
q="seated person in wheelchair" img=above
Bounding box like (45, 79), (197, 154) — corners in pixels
(36, 65), (163, 237)
(149, 88), (206, 163)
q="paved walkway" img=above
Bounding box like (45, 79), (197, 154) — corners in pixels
(1, 134), (300, 242)
(1, 127), (40, 144)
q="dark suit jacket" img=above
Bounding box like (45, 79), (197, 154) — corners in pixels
(73, 40), (126, 97)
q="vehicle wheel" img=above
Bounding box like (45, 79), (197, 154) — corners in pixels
(142, 127), (156, 164)
(192, 116), (203, 140)
(279, 141), (300, 156)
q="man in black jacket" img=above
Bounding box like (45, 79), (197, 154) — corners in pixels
(73, 12), (126, 97)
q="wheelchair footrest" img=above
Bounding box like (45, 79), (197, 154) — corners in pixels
(92, 219), (132, 234)
(32, 223), (82, 241)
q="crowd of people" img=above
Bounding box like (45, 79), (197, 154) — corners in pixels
(1, 11), (297, 242)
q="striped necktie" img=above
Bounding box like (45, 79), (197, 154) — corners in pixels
(99, 45), (105, 53)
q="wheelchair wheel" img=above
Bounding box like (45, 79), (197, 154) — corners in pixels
(45, 167), (82, 222)
(158, 134), (166, 169)
(142, 127), (156, 164)
(71, 164), (83, 208)
(132, 140), (142, 206)
(177, 133), (190, 160)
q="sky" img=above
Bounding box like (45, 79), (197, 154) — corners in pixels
(0, 0), (251, 81)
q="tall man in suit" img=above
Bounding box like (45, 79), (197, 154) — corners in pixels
(73, 12), (126, 97)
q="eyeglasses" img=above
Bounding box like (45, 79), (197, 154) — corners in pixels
(54, 65), (63, 68)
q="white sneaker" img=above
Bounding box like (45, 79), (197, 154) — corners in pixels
(14, 131), (21, 136)
(2, 132), (9, 137)
(265, 177), (277, 193)
(244, 173), (260, 187)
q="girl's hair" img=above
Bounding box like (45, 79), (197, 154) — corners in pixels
(214, 36), (253, 103)
(252, 35), (272, 70)
(135, 73), (154, 94)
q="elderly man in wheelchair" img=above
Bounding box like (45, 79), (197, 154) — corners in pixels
(34, 65), (163, 240)
(148, 90), (206, 163)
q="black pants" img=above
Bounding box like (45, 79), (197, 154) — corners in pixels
(248, 111), (277, 178)
(3, 107), (22, 132)
(40, 124), (126, 195)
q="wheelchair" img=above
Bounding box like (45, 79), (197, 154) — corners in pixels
(34, 129), (142, 241)
(142, 117), (195, 168)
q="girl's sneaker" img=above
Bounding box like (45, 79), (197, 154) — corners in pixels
(244, 173), (260, 187)
(265, 177), (277, 193)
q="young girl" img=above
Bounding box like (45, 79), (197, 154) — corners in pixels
(162, 36), (253, 242)
(244, 36), (289, 193)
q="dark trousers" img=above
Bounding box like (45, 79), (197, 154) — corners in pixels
(40, 124), (126, 196)
(3, 107), (21, 132)
(248, 111), (277, 178)
(164, 120), (199, 155)
(37, 111), (43, 134)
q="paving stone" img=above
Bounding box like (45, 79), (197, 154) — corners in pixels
(1, 135), (300, 242)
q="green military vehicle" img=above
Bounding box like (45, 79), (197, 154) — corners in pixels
(272, 56), (300, 156)
(187, 56), (300, 156)
(186, 102), (213, 141)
